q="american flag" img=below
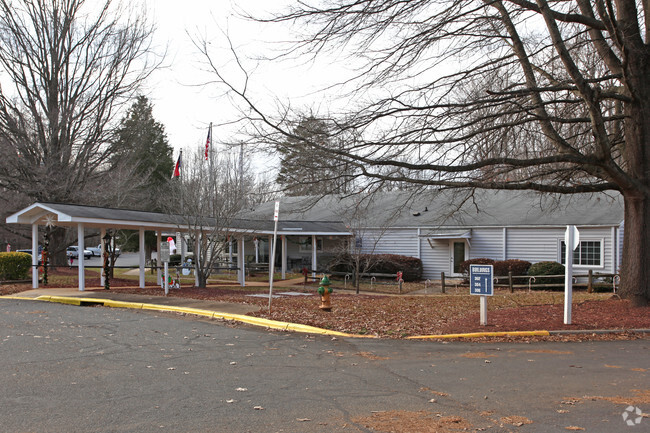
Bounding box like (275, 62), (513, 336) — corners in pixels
(172, 151), (181, 178)
(205, 123), (212, 160)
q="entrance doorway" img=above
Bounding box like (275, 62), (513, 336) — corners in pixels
(450, 241), (466, 275)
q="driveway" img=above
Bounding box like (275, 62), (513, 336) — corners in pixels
(1, 298), (647, 432)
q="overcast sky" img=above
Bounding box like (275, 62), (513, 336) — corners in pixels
(142, 0), (344, 161)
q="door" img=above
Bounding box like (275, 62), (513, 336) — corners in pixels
(450, 241), (466, 275)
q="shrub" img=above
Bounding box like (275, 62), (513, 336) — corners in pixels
(459, 258), (495, 275)
(527, 261), (565, 289)
(0, 252), (32, 281)
(492, 259), (531, 277)
(169, 254), (182, 265)
(329, 253), (423, 281)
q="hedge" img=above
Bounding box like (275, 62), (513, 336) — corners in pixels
(527, 261), (565, 288)
(0, 252), (32, 281)
(459, 258), (495, 275)
(329, 253), (423, 282)
(460, 258), (532, 277)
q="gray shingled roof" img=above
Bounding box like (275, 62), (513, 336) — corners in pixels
(6, 202), (351, 235)
(243, 190), (624, 229)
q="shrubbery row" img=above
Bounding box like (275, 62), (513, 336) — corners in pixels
(329, 253), (423, 282)
(459, 258), (532, 277)
(460, 258), (567, 289)
(0, 252), (32, 281)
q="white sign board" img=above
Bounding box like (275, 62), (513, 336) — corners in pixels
(470, 265), (494, 296)
(273, 201), (280, 222)
(564, 225), (580, 251)
(160, 242), (170, 263)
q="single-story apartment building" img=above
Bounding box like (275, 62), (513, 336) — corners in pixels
(244, 189), (624, 279)
(7, 189), (624, 289)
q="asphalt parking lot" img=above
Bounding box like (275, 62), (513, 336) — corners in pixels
(1, 298), (648, 432)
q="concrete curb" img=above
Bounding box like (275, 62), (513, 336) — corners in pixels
(3, 295), (648, 340)
(3, 295), (373, 339)
(406, 330), (551, 340)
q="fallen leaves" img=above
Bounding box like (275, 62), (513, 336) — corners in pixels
(353, 410), (472, 433)
(9, 280), (649, 339)
(500, 415), (533, 427)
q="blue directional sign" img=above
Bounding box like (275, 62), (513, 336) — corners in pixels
(470, 264), (494, 296)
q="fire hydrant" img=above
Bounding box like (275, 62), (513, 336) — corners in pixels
(317, 275), (333, 311)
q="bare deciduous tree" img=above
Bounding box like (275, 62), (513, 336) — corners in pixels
(0, 0), (160, 265)
(166, 146), (252, 288)
(203, 0), (650, 305)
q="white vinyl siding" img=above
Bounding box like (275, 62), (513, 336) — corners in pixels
(420, 237), (452, 279)
(506, 228), (560, 263)
(361, 229), (419, 256)
(469, 228), (504, 260)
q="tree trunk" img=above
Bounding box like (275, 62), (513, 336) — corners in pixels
(619, 192), (650, 306)
(48, 227), (69, 268)
(618, 53), (650, 306)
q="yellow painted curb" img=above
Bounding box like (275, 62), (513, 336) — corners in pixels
(406, 330), (551, 340)
(28, 295), (372, 338)
(0, 296), (40, 301)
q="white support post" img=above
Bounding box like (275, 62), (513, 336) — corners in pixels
(77, 223), (85, 291)
(139, 228), (145, 288)
(480, 296), (488, 326)
(31, 223), (39, 289)
(156, 230), (162, 286)
(268, 235), (273, 280)
(195, 231), (200, 287)
(311, 235), (317, 278)
(178, 231), (185, 263)
(238, 237), (246, 287)
(281, 235), (287, 280)
(564, 225), (575, 324)
(100, 227), (106, 288)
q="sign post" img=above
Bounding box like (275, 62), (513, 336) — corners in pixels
(470, 264), (494, 326)
(564, 225), (580, 324)
(160, 241), (170, 296)
(268, 201), (280, 313)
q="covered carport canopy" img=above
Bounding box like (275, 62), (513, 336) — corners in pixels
(6, 202), (352, 291)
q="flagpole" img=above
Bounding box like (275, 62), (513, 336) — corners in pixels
(179, 150), (183, 212)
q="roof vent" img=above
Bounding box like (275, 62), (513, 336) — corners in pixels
(412, 212), (421, 217)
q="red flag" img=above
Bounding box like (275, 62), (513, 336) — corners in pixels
(172, 152), (181, 178)
(205, 123), (212, 160)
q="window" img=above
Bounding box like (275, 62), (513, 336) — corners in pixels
(299, 237), (323, 252)
(560, 240), (602, 266)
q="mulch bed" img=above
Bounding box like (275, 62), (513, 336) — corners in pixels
(2, 275), (649, 340)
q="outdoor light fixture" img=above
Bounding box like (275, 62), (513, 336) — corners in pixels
(102, 232), (112, 290)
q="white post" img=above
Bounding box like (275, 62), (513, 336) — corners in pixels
(195, 231), (200, 287)
(164, 261), (169, 296)
(31, 223), (39, 289)
(480, 296), (488, 326)
(77, 223), (85, 291)
(254, 238), (259, 263)
(311, 235), (317, 278)
(564, 225), (575, 324)
(178, 231), (185, 263)
(100, 227), (106, 288)
(139, 228), (145, 288)
(238, 237), (246, 287)
(156, 230), (162, 286)
(281, 235), (287, 279)
(268, 201), (280, 313)
(268, 235), (273, 280)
